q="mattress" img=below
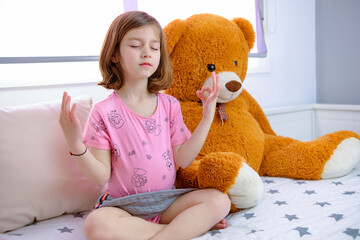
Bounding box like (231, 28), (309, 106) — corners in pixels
(2, 160), (359, 240)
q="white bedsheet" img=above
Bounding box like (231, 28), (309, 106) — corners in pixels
(194, 161), (360, 240)
(2, 161), (359, 240)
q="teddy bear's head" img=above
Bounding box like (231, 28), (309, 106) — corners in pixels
(164, 13), (255, 103)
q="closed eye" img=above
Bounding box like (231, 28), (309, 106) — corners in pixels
(151, 43), (160, 51)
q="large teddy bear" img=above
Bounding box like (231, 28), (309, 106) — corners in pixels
(164, 13), (360, 212)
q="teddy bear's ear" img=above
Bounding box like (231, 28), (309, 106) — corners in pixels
(232, 17), (255, 50)
(163, 19), (187, 54)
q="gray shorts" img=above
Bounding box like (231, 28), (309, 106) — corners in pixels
(93, 188), (196, 220)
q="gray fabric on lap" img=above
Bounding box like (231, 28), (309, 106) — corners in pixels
(99, 188), (196, 219)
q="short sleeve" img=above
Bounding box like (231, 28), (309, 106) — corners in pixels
(83, 104), (112, 149)
(169, 97), (191, 146)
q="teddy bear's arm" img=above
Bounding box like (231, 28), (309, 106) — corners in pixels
(242, 90), (276, 135)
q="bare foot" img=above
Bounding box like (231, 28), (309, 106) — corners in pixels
(211, 218), (227, 230)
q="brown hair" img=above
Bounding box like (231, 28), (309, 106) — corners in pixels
(98, 11), (173, 93)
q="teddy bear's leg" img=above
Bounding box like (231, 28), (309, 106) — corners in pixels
(226, 163), (264, 209)
(260, 130), (360, 180)
(197, 152), (263, 209)
(321, 134), (360, 178)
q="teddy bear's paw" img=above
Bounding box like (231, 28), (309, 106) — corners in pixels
(197, 152), (245, 192)
(321, 137), (360, 179)
(227, 163), (264, 209)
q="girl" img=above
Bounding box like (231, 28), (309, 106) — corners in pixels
(59, 11), (230, 240)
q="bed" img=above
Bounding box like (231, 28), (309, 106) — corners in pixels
(1, 97), (359, 240)
(1, 160), (359, 240)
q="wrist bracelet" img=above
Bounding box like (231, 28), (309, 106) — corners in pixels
(69, 147), (87, 156)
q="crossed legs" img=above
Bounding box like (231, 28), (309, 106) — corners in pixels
(83, 189), (231, 240)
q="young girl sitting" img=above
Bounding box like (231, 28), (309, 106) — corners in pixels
(59, 11), (230, 240)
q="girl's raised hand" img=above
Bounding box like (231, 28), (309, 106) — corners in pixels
(59, 92), (85, 152)
(196, 72), (220, 120)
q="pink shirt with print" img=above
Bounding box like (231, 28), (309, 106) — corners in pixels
(83, 91), (191, 198)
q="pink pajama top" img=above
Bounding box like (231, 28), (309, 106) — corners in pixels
(83, 91), (191, 198)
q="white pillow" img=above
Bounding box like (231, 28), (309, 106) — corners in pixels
(0, 96), (105, 233)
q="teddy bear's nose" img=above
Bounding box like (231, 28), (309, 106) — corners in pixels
(225, 81), (242, 92)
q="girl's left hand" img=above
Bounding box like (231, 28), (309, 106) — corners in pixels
(196, 72), (220, 120)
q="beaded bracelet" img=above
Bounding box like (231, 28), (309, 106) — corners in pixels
(69, 148), (87, 156)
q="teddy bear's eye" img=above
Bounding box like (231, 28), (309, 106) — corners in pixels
(234, 61), (238, 66)
(207, 64), (216, 72)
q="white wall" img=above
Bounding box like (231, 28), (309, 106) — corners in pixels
(316, 0), (360, 105)
(244, 0), (317, 109)
(265, 104), (360, 141)
(0, 0), (316, 108)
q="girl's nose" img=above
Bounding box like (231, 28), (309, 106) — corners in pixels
(141, 48), (151, 58)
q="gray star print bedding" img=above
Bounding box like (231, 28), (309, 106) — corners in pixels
(2, 161), (359, 240)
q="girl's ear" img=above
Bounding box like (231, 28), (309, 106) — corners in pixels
(111, 53), (119, 63)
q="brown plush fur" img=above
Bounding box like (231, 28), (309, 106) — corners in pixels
(164, 14), (360, 212)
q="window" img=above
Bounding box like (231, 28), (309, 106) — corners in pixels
(0, 0), (122, 57)
(0, 0), (267, 88)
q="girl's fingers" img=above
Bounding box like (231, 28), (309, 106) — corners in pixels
(197, 87), (210, 96)
(70, 103), (77, 122)
(196, 90), (205, 102)
(209, 72), (220, 97)
(212, 73), (220, 95)
(60, 92), (68, 122)
(64, 95), (71, 120)
(61, 92), (67, 114)
(211, 72), (217, 92)
(211, 72), (218, 90)
(60, 92), (74, 122)
(197, 72), (220, 102)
